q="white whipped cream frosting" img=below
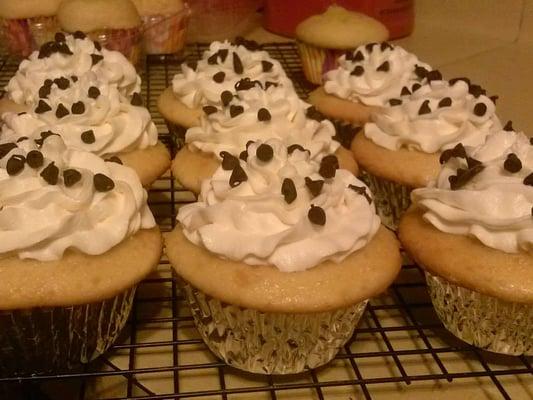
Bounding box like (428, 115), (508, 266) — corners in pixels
(178, 139), (380, 272)
(0, 135), (155, 261)
(324, 43), (431, 107)
(186, 85), (339, 160)
(412, 129), (533, 253)
(365, 80), (501, 153)
(172, 41), (293, 109)
(6, 35), (140, 106)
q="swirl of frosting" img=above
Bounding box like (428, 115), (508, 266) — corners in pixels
(1, 73), (157, 157)
(364, 79), (501, 153)
(5, 34), (140, 106)
(178, 139), (380, 272)
(172, 40), (293, 109)
(412, 129), (533, 253)
(186, 85), (339, 160)
(0, 135), (155, 261)
(324, 42), (431, 107)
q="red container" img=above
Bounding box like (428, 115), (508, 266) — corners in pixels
(263, 0), (414, 40)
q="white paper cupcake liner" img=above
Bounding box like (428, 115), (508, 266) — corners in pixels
(181, 280), (367, 374)
(426, 272), (533, 355)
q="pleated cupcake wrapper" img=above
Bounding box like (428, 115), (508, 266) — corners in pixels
(297, 42), (344, 85)
(88, 28), (143, 66)
(0, 286), (136, 376)
(359, 169), (412, 231)
(141, 5), (190, 55)
(180, 280), (367, 375)
(1, 16), (59, 58)
(425, 272), (533, 356)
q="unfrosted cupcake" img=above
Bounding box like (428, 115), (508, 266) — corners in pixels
(399, 128), (533, 355)
(352, 77), (501, 229)
(165, 138), (401, 374)
(0, 134), (161, 374)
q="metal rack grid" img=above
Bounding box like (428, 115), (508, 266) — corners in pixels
(0, 43), (532, 400)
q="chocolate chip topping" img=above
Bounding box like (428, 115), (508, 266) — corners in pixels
(504, 153), (522, 173)
(131, 93), (143, 106)
(524, 173), (533, 186)
(233, 52), (244, 74)
(389, 98), (402, 106)
(530, 137), (533, 146)
(365, 43), (376, 52)
(218, 49), (229, 62)
(26, 150), (44, 168)
(94, 173), (115, 192)
(438, 97), (452, 108)
(449, 77), (471, 86)
(229, 104), (244, 118)
(319, 155), (339, 179)
(234, 36), (261, 51)
(333, 125), (361, 149)
(91, 54), (104, 66)
(469, 84), (486, 98)
(490, 95), (499, 104)
(401, 86), (411, 96)
(229, 165), (247, 187)
(287, 144), (307, 154)
(449, 163), (485, 190)
(239, 150), (248, 161)
(353, 50), (364, 61)
(281, 178), (297, 204)
(418, 100), (431, 115)
(221, 90), (233, 107)
(246, 140), (255, 148)
(6, 155), (25, 176)
(88, 86), (101, 99)
(466, 157), (482, 169)
(106, 156), (123, 164)
(16, 136), (28, 142)
(235, 78), (261, 91)
(73, 31), (86, 39)
(308, 205), (326, 226)
(306, 106), (325, 122)
(54, 77), (70, 90)
(265, 81), (278, 90)
(439, 143), (468, 164)
(220, 151), (239, 170)
(0, 143), (17, 159)
(71, 75), (78, 82)
(473, 102), (487, 116)
(412, 83), (422, 92)
(38, 41), (58, 58)
(257, 108), (271, 122)
(40, 162), (59, 185)
(426, 70), (442, 82)
(351, 65), (364, 76)
(39, 84), (51, 99)
(213, 71), (225, 83)
(63, 169), (82, 187)
(203, 105), (218, 115)
(94, 41), (102, 51)
(35, 100), (52, 114)
(81, 130), (96, 144)
(35, 130), (59, 146)
(17, 112), (26, 116)
(55, 32), (66, 42)
(262, 60), (273, 72)
(305, 177), (324, 198)
(349, 185), (372, 203)
(376, 61), (390, 72)
(71, 101), (85, 115)
(55, 103), (69, 119)
(503, 121), (514, 132)
(414, 65), (428, 79)
(186, 60), (197, 70)
(207, 53), (218, 65)
(256, 143), (274, 162)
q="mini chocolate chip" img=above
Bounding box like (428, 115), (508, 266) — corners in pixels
(308, 205), (326, 226)
(131, 93), (143, 106)
(265, 81), (278, 89)
(38, 41), (57, 58)
(94, 41), (102, 51)
(6, 155), (25, 176)
(71, 101), (85, 114)
(17, 112), (26, 116)
(71, 75), (78, 82)
(57, 42), (73, 56)
(55, 103), (69, 119)
(449, 77), (471, 86)
(281, 178), (297, 204)
(412, 83), (422, 92)
(418, 100), (431, 115)
(203, 105), (218, 115)
(504, 153), (522, 173)
(229, 165), (247, 187)
(220, 151), (239, 170)
(39, 84), (51, 99)
(473, 102), (487, 116)
(351, 65), (364, 76)
(490, 95), (499, 104)
(40, 162), (59, 185)
(233, 52), (244, 74)
(35, 130), (59, 146)
(349, 184), (372, 204)
(306, 106), (325, 122)
(44, 79), (53, 86)
(26, 150), (44, 168)
(365, 43), (376, 52)
(234, 77), (261, 91)
(262, 60), (273, 72)
(256, 143), (274, 162)
(439, 149), (454, 164)
(524, 173), (533, 186)
(452, 143), (467, 159)
(234, 36), (261, 51)
(503, 121), (514, 132)
(345, 50), (354, 60)
(389, 98), (402, 106)
(469, 84), (486, 98)
(377, 61), (390, 72)
(229, 104), (244, 118)
(246, 140), (255, 148)
(94, 173), (115, 192)
(449, 164), (485, 190)
(239, 150), (248, 161)
(305, 177), (324, 198)
(16, 136), (28, 142)
(73, 31), (86, 39)
(106, 156), (123, 164)
(218, 49), (229, 62)
(0, 143), (17, 159)
(81, 130), (95, 144)
(88, 86), (101, 99)
(531, 206), (533, 217)
(438, 97), (452, 108)
(319, 155), (339, 179)
(353, 50), (364, 62)
(54, 77), (70, 90)
(91, 54), (104, 65)
(287, 144), (307, 154)
(63, 169), (81, 187)
(426, 70), (442, 82)
(55, 32), (66, 42)
(213, 71), (225, 83)
(207, 53), (218, 65)
(257, 108), (271, 122)
(414, 65), (428, 79)
(186, 60), (197, 70)
(401, 86), (411, 96)
(221, 90), (233, 106)
(466, 157), (482, 168)
(35, 100), (52, 114)
(380, 42), (393, 51)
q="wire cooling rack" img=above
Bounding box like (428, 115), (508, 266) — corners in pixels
(1, 43), (532, 400)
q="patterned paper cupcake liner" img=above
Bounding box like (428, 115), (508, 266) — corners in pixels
(1, 16), (59, 58)
(426, 272), (533, 355)
(0, 286), (136, 376)
(359, 169), (412, 230)
(89, 28), (142, 66)
(141, 5), (191, 55)
(180, 280), (367, 374)
(296, 41), (344, 85)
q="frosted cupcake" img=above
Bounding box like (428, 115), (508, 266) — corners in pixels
(399, 128), (533, 355)
(165, 138), (401, 374)
(0, 135), (161, 374)
(352, 77), (501, 229)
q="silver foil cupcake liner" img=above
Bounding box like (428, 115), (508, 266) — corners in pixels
(181, 280), (367, 374)
(426, 272), (533, 355)
(0, 286), (136, 376)
(360, 170), (412, 230)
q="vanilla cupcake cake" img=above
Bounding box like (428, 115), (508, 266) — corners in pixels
(166, 138), (401, 374)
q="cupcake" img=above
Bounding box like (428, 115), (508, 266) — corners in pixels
(57, 0), (143, 65)
(132, 0), (190, 55)
(0, 0), (62, 58)
(295, 5), (389, 85)
(171, 83), (357, 193)
(0, 134), (161, 374)
(352, 77), (501, 229)
(399, 128), (533, 355)
(165, 138), (401, 374)
(308, 42), (431, 125)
